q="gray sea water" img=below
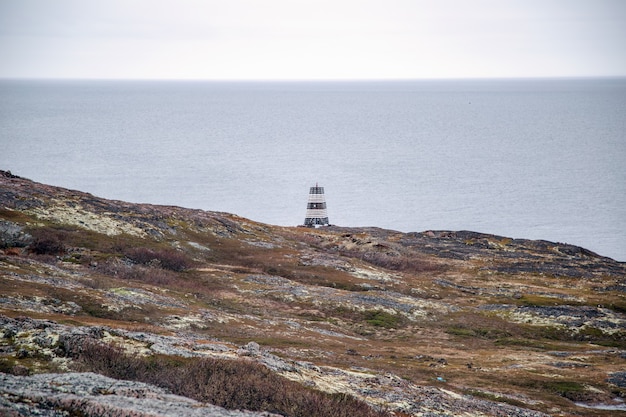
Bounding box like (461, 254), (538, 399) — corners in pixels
(1, 79), (625, 261)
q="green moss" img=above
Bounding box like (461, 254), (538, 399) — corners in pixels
(464, 389), (527, 408)
(110, 287), (135, 296)
(363, 310), (401, 329)
(81, 302), (117, 319)
(446, 327), (476, 337)
(543, 381), (586, 400)
(519, 295), (569, 307)
(514, 378), (590, 401)
(494, 337), (563, 351)
(446, 325), (511, 339)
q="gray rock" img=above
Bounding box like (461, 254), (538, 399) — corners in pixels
(608, 371), (626, 388)
(0, 220), (32, 248)
(237, 341), (261, 357)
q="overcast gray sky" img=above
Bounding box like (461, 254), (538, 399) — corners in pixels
(1, 0), (625, 80)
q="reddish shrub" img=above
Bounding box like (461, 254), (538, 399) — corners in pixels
(341, 249), (442, 274)
(4, 247), (21, 256)
(95, 258), (176, 285)
(29, 228), (66, 255)
(74, 341), (391, 417)
(124, 247), (193, 271)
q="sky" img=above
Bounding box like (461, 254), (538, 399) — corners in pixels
(0, 0), (625, 80)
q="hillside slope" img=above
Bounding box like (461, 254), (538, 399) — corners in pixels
(1, 169), (625, 417)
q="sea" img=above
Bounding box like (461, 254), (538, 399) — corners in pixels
(1, 78), (625, 261)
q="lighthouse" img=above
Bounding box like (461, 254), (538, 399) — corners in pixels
(303, 183), (330, 227)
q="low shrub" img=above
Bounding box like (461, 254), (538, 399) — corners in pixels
(75, 339), (140, 378)
(74, 340), (391, 417)
(0, 358), (16, 374)
(340, 249), (442, 274)
(79, 299), (120, 320)
(80, 275), (112, 290)
(28, 227), (66, 255)
(95, 258), (177, 286)
(124, 247), (193, 271)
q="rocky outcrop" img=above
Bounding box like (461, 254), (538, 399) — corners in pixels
(0, 221), (31, 249)
(0, 372), (280, 417)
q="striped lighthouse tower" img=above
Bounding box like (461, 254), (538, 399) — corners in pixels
(304, 183), (330, 227)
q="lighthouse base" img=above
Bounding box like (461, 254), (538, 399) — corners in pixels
(304, 217), (330, 227)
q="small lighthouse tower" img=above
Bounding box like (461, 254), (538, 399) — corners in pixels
(304, 183), (330, 227)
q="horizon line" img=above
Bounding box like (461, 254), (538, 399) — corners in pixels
(2, 75), (626, 83)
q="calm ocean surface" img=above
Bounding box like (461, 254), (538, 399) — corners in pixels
(1, 79), (625, 261)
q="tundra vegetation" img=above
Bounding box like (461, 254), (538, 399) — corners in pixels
(1, 170), (625, 417)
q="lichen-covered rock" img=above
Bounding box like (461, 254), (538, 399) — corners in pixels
(0, 221), (31, 248)
(608, 371), (626, 388)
